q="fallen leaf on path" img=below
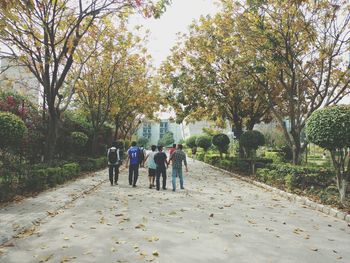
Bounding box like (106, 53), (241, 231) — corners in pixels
(135, 224), (146, 230)
(310, 248), (318, 252)
(39, 254), (53, 262)
(177, 230), (184, 234)
(337, 256), (343, 260)
(247, 220), (257, 225)
(209, 214), (214, 218)
(152, 250), (159, 257)
(64, 237), (69, 241)
(115, 214), (124, 217)
(146, 236), (159, 242)
(15, 226), (37, 238)
(60, 256), (77, 262)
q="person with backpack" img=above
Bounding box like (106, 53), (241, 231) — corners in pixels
(107, 141), (121, 186)
(154, 145), (168, 191)
(125, 141), (140, 187)
(169, 144), (188, 191)
(139, 145), (146, 167)
(144, 145), (157, 189)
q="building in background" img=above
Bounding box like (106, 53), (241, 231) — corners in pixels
(136, 113), (231, 146)
(0, 58), (41, 103)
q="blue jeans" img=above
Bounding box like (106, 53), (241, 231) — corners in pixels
(172, 167), (184, 191)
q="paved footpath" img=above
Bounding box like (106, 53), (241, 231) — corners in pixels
(0, 161), (349, 263)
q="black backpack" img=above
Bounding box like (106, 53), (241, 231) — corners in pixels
(108, 148), (118, 164)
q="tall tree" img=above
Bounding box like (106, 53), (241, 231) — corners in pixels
(160, 12), (271, 144)
(232, 0), (350, 164)
(0, 0), (170, 161)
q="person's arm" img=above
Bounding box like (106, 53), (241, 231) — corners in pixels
(164, 153), (168, 168)
(144, 153), (149, 163)
(184, 154), (188, 172)
(107, 149), (110, 164)
(125, 150), (130, 167)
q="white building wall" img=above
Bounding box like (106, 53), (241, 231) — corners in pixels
(0, 58), (41, 103)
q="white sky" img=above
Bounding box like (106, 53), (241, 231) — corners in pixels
(131, 0), (219, 68)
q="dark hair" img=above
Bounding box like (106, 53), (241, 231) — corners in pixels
(151, 145), (157, 151)
(157, 145), (163, 151)
(177, 144), (183, 150)
(131, 141), (137, 147)
(173, 144), (176, 148)
(112, 141), (118, 147)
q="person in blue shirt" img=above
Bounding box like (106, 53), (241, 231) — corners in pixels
(125, 141), (140, 187)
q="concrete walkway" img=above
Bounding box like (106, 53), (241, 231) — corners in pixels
(0, 161), (349, 262)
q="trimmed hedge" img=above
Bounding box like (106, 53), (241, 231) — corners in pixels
(1, 157), (107, 202)
(256, 164), (334, 191)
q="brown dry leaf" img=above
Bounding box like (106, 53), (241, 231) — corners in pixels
(16, 226), (37, 238)
(135, 224), (146, 230)
(39, 254), (54, 262)
(99, 217), (106, 224)
(247, 220), (257, 225)
(310, 248), (318, 252)
(60, 256), (77, 262)
(146, 236), (159, 242)
(152, 250), (159, 257)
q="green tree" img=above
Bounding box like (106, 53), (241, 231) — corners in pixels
(0, 0), (170, 161)
(233, 0), (350, 164)
(240, 130), (265, 174)
(137, 136), (149, 148)
(196, 135), (212, 152)
(306, 105), (350, 204)
(158, 132), (174, 147)
(0, 112), (27, 149)
(212, 133), (230, 158)
(186, 136), (198, 149)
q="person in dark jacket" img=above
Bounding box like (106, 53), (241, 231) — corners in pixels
(154, 145), (168, 191)
(107, 141), (121, 186)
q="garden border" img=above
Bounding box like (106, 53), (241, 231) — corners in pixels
(203, 162), (350, 223)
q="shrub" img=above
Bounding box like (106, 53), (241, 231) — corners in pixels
(306, 105), (350, 204)
(204, 154), (220, 165)
(196, 152), (205, 161)
(46, 167), (63, 187)
(158, 132), (175, 147)
(71, 131), (89, 147)
(265, 151), (284, 163)
(25, 169), (48, 192)
(62, 163), (80, 179)
(240, 130), (265, 174)
(196, 135), (212, 152)
(186, 136), (197, 148)
(212, 133), (230, 158)
(240, 130), (265, 153)
(0, 112), (27, 149)
(137, 136), (149, 148)
(256, 164), (334, 191)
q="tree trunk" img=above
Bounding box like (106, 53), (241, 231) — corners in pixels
(232, 125), (244, 158)
(45, 112), (59, 162)
(339, 178), (348, 205)
(91, 131), (99, 156)
(292, 144), (302, 165)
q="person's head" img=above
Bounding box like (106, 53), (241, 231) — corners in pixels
(157, 145), (163, 152)
(131, 141), (137, 147)
(177, 144), (183, 150)
(151, 145), (157, 152)
(172, 144), (176, 148)
(112, 141), (117, 148)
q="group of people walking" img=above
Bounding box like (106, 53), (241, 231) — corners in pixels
(107, 142), (188, 192)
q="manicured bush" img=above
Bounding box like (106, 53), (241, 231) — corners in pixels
(240, 130), (265, 174)
(71, 131), (89, 147)
(204, 154), (221, 165)
(256, 164), (334, 191)
(212, 133), (230, 158)
(0, 111), (27, 149)
(306, 105), (350, 204)
(25, 169), (48, 192)
(240, 130), (265, 153)
(186, 136), (197, 149)
(196, 152), (205, 161)
(62, 163), (80, 179)
(196, 135), (212, 152)
(46, 167), (63, 187)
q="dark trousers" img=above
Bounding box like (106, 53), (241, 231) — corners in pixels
(129, 164), (139, 186)
(156, 166), (167, 190)
(109, 165), (119, 184)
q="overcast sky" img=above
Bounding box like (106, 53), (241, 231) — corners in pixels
(132, 0), (219, 68)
